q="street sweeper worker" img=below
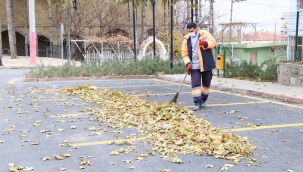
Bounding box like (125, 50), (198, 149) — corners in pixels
(182, 22), (216, 111)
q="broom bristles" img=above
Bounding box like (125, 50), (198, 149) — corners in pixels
(169, 92), (179, 104)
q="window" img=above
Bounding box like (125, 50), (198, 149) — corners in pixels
(72, 0), (77, 11)
(297, 0), (303, 10)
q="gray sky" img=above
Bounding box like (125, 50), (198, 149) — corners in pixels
(214, 0), (292, 33)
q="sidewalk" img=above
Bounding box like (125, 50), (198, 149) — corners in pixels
(158, 74), (303, 104)
(0, 56), (79, 69)
(1, 56), (303, 104)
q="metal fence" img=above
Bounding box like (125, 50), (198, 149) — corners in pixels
(2, 42), (67, 59)
(282, 12), (303, 61)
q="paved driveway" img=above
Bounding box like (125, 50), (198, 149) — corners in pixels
(1, 70), (303, 172)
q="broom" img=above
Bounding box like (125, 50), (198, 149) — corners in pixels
(169, 73), (188, 104)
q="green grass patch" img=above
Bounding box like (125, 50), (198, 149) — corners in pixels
(25, 58), (186, 78)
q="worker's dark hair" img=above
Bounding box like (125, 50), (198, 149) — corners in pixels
(187, 22), (197, 29)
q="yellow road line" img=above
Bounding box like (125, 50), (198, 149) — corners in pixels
(73, 122), (303, 147)
(185, 101), (267, 107)
(73, 137), (147, 147)
(51, 113), (91, 118)
(223, 123), (303, 132)
(98, 84), (178, 89)
(8, 78), (22, 85)
(135, 92), (192, 97)
(157, 79), (303, 108)
(213, 89), (303, 109)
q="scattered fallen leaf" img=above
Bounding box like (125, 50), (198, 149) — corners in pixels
(206, 165), (213, 168)
(221, 164), (234, 170)
(57, 167), (67, 171)
(170, 157), (183, 164)
(160, 169), (171, 172)
(58, 128), (65, 132)
(55, 154), (66, 160)
(123, 160), (133, 164)
(7, 163), (15, 167)
(42, 157), (51, 161)
(23, 167), (34, 171)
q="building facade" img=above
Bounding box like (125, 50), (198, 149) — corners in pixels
(0, 0), (170, 58)
(284, 0), (303, 61)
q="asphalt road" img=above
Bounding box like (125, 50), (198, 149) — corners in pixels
(1, 69), (303, 172)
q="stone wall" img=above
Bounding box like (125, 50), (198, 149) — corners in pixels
(277, 63), (303, 87)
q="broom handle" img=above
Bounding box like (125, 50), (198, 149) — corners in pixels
(177, 73), (188, 92)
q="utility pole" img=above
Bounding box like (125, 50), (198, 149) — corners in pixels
(229, 0), (246, 44)
(229, 0), (234, 44)
(210, 0), (214, 35)
(29, 0), (36, 64)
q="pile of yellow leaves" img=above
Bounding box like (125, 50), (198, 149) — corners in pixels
(59, 85), (256, 163)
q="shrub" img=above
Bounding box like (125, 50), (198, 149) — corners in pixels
(25, 57), (186, 78)
(225, 58), (277, 82)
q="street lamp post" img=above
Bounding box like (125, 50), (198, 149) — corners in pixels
(191, 0), (194, 22)
(294, 11), (300, 62)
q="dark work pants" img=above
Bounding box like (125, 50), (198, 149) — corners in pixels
(190, 69), (213, 104)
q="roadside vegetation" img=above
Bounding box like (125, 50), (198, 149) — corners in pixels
(25, 58), (185, 78)
(225, 58), (278, 82)
(26, 56), (280, 83)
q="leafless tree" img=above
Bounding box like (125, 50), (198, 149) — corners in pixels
(56, 0), (61, 58)
(47, 0), (53, 57)
(23, 0), (28, 56)
(6, 0), (17, 59)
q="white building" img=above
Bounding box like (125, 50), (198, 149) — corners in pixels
(284, 0), (303, 61)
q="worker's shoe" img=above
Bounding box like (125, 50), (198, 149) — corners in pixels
(193, 103), (202, 111)
(201, 101), (206, 108)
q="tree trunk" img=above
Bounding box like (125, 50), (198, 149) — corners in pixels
(168, 1), (170, 30)
(127, 2), (131, 36)
(6, 0), (17, 59)
(187, 0), (190, 23)
(195, 0), (198, 23)
(23, 0), (28, 56)
(56, 0), (61, 58)
(163, 3), (166, 32)
(66, 0), (71, 61)
(0, 23), (2, 60)
(141, 5), (146, 42)
(48, 0), (53, 57)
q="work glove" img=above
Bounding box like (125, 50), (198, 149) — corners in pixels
(186, 62), (191, 72)
(199, 39), (207, 47)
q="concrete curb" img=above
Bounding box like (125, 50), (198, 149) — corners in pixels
(0, 65), (36, 69)
(158, 75), (303, 104)
(22, 75), (156, 82)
